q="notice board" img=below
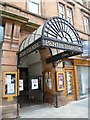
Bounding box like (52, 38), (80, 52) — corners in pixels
(3, 72), (17, 97)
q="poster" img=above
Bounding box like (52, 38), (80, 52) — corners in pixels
(31, 79), (38, 89)
(6, 75), (11, 84)
(3, 72), (17, 98)
(7, 83), (15, 94)
(58, 73), (64, 89)
(66, 72), (72, 94)
(19, 79), (23, 91)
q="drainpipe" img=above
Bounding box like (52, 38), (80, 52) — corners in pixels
(16, 52), (20, 118)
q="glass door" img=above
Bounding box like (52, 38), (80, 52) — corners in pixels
(65, 70), (75, 100)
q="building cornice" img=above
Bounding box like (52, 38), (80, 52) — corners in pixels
(76, 1), (90, 11)
(81, 8), (90, 15)
(0, 10), (29, 23)
(26, 22), (40, 29)
(66, 1), (75, 6)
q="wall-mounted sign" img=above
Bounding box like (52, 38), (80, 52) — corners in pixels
(19, 79), (23, 91)
(31, 79), (38, 90)
(82, 40), (90, 57)
(63, 61), (73, 66)
(3, 72), (17, 98)
(56, 72), (65, 91)
(7, 96), (13, 101)
(44, 39), (82, 53)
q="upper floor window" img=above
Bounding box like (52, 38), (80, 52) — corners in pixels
(79, 0), (85, 5)
(0, 26), (4, 43)
(67, 8), (73, 24)
(59, 4), (65, 18)
(83, 17), (90, 34)
(28, 0), (40, 15)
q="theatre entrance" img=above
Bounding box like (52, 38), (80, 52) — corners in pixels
(18, 16), (83, 109)
(18, 51), (44, 107)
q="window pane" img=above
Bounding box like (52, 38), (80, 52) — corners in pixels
(30, 0), (40, 4)
(67, 9), (69, 17)
(83, 17), (89, 34)
(67, 8), (73, 24)
(59, 4), (65, 18)
(77, 66), (89, 98)
(29, 2), (39, 14)
(79, 0), (84, 4)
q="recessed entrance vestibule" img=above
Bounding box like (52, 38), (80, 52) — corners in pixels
(17, 16), (83, 108)
(18, 50), (44, 107)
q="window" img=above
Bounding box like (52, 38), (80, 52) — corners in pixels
(59, 4), (65, 18)
(67, 8), (73, 24)
(28, 0), (40, 15)
(0, 26), (4, 43)
(83, 17), (90, 34)
(58, 4), (73, 24)
(79, 0), (85, 5)
(77, 66), (89, 98)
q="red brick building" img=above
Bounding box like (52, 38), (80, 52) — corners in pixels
(0, 0), (90, 119)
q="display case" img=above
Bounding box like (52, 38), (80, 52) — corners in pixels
(3, 72), (17, 97)
(56, 72), (65, 91)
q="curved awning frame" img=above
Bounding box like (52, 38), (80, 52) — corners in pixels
(19, 16), (83, 61)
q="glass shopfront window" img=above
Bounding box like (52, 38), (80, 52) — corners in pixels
(77, 66), (89, 98)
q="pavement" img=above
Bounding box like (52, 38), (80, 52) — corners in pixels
(19, 97), (89, 118)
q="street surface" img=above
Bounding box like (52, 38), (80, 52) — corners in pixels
(19, 97), (89, 118)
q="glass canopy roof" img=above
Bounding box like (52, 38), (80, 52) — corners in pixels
(19, 16), (83, 59)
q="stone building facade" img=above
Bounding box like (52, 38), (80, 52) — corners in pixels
(0, 0), (90, 119)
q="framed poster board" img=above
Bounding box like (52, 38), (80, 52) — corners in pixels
(3, 72), (17, 97)
(56, 72), (65, 91)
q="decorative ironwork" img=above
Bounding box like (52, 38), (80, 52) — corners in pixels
(19, 16), (83, 60)
(42, 17), (82, 45)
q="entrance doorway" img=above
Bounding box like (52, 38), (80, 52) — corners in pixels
(18, 67), (44, 107)
(65, 70), (75, 100)
(18, 67), (29, 107)
(18, 51), (44, 107)
(28, 75), (43, 104)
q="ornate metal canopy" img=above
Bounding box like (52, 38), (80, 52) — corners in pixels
(19, 16), (83, 62)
